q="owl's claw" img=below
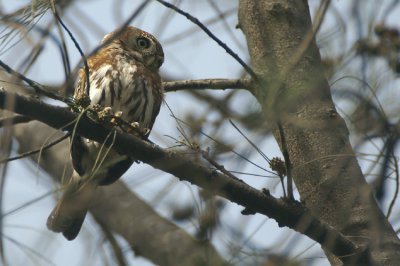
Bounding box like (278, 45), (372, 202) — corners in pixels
(141, 128), (151, 137)
(110, 111), (123, 125)
(93, 106), (124, 127)
(97, 106), (114, 120)
(130, 122), (140, 128)
(89, 106), (149, 137)
(127, 122), (150, 138)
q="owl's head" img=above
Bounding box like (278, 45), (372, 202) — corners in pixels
(101, 26), (164, 71)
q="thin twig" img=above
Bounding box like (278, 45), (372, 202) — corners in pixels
(171, 116), (276, 175)
(155, 0), (257, 80)
(86, 0), (151, 59)
(162, 7), (237, 45)
(0, 60), (71, 104)
(0, 126), (11, 265)
(0, 133), (70, 164)
(52, 8), (90, 100)
(376, 132), (398, 202)
(386, 154), (399, 218)
(2, 190), (55, 218)
(93, 216), (128, 266)
(229, 120), (270, 163)
(169, 131), (244, 182)
(7, 19), (72, 81)
(163, 99), (195, 150)
(206, 0), (244, 50)
(228, 170), (275, 178)
(49, 3), (71, 78)
(3, 234), (56, 266)
(277, 122), (294, 200)
(201, 148), (243, 182)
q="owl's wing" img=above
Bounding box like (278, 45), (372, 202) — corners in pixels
(148, 84), (163, 131)
(70, 134), (87, 177)
(71, 65), (134, 183)
(70, 69), (89, 177)
(74, 65), (111, 106)
(71, 64), (113, 175)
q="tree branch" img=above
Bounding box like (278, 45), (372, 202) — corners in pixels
(0, 59), (70, 103)
(163, 78), (252, 92)
(155, 0), (257, 79)
(0, 88), (371, 263)
(11, 122), (226, 266)
(0, 114), (31, 127)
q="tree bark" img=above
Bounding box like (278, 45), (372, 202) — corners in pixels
(12, 121), (227, 266)
(238, 0), (400, 265)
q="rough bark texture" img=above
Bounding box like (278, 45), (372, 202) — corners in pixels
(12, 122), (227, 266)
(238, 0), (400, 265)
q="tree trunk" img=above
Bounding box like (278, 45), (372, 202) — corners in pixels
(238, 1), (400, 265)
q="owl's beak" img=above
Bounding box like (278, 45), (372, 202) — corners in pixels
(156, 55), (164, 68)
(146, 54), (164, 70)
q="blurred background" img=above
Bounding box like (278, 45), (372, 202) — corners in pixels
(1, 0), (400, 265)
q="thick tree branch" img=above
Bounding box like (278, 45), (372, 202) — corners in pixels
(0, 88), (372, 264)
(11, 122), (226, 266)
(0, 114), (31, 127)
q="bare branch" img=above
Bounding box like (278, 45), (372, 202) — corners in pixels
(163, 78), (252, 92)
(386, 154), (399, 218)
(0, 59), (71, 103)
(155, 0), (257, 80)
(52, 6), (90, 98)
(0, 88), (372, 263)
(0, 133), (69, 164)
(12, 122), (227, 266)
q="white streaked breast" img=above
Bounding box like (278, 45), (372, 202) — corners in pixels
(89, 64), (112, 104)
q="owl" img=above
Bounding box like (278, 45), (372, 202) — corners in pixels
(47, 26), (164, 240)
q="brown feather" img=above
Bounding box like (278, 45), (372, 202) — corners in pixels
(47, 26), (164, 240)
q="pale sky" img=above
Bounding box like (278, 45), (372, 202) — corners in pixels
(2, 1), (400, 266)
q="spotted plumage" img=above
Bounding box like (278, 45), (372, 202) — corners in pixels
(47, 26), (164, 240)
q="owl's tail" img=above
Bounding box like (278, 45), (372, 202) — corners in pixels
(47, 173), (97, 240)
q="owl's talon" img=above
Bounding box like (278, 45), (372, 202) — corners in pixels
(109, 111), (123, 125)
(127, 122), (140, 135)
(125, 122), (149, 137)
(103, 107), (113, 115)
(130, 122), (140, 128)
(96, 106), (114, 122)
(141, 128), (151, 137)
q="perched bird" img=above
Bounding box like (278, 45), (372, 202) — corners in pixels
(47, 26), (164, 240)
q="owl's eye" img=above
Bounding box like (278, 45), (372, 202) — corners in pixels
(137, 37), (151, 49)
